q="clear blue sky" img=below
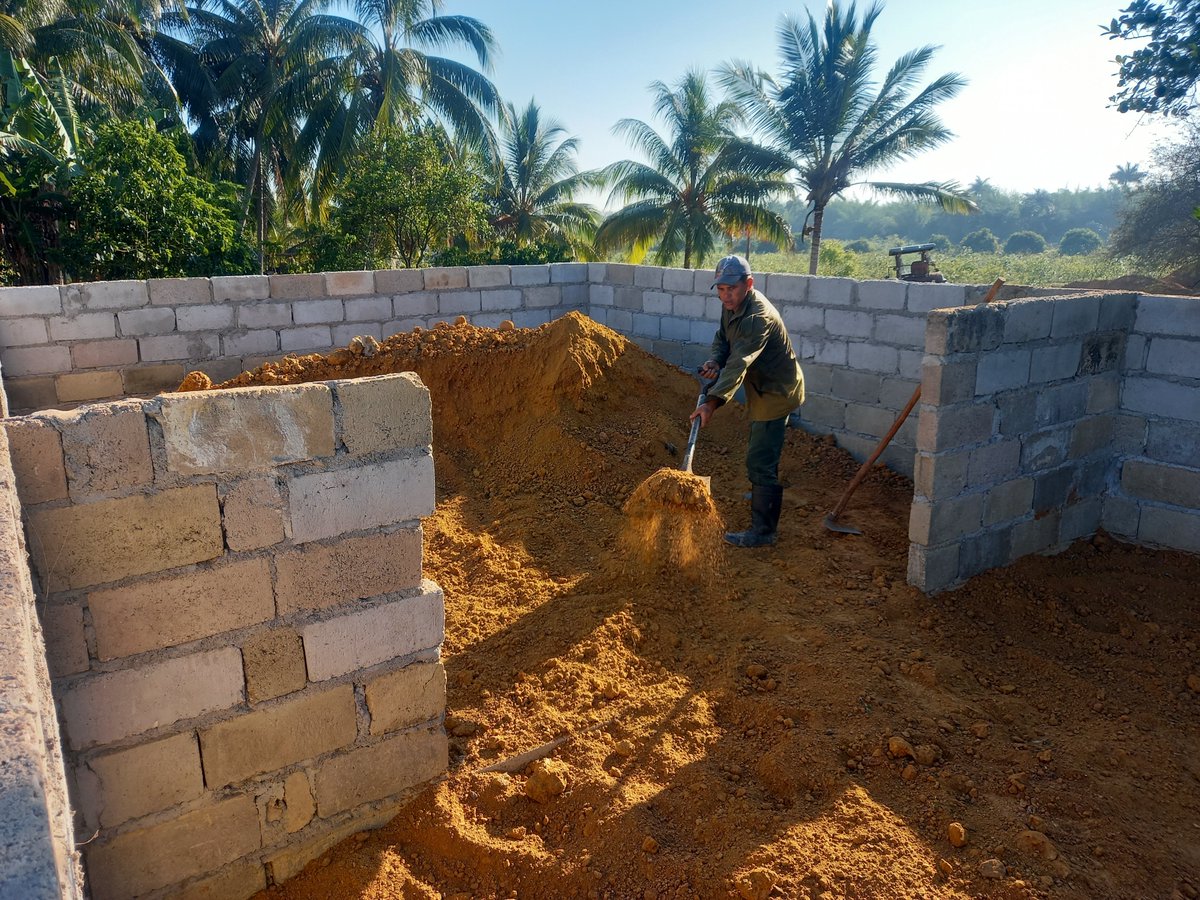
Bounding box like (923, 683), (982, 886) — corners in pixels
(445, 0), (1172, 200)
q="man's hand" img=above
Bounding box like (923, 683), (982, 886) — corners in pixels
(698, 360), (720, 380)
(689, 398), (718, 428)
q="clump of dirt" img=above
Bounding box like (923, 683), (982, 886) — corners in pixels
(1063, 273), (1200, 296)
(224, 313), (1200, 900)
(620, 469), (723, 575)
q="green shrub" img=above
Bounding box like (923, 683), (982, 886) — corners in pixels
(1004, 230), (1047, 254)
(928, 233), (952, 252)
(844, 238), (871, 253)
(1058, 227), (1104, 256)
(960, 228), (1000, 253)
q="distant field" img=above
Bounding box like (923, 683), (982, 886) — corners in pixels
(746, 246), (1131, 286)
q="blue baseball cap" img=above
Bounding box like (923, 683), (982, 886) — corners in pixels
(711, 254), (751, 287)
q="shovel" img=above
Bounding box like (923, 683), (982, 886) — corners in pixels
(681, 375), (716, 492)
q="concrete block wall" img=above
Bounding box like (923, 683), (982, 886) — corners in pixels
(3, 373), (447, 899)
(0, 427), (84, 900)
(907, 294), (1136, 593)
(1105, 294), (1200, 551)
(0, 265), (588, 412)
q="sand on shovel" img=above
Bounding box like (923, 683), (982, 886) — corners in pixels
(620, 468), (724, 578)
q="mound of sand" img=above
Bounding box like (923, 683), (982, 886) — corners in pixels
(217, 313), (1200, 900)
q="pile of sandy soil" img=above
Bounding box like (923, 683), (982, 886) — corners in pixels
(186, 313), (1199, 900)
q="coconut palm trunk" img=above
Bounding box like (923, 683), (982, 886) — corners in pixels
(808, 206), (824, 275)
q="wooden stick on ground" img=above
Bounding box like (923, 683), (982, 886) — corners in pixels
(477, 718), (615, 774)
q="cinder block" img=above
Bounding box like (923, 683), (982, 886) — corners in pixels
(897, 349), (923, 380)
(967, 439), (1020, 485)
(632, 266), (663, 289)
(974, 349), (1030, 396)
(1122, 377), (1200, 423)
(872, 314), (926, 348)
(334, 372), (431, 456)
(1078, 332), (1124, 376)
(212, 275), (269, 302)
(383, 317), (426, 335)
(1122, 459), (1200, 508)
(921, 358), (977, 405)
(56, 401), (153, 496)
(40, 600), (88, 677)
(280, 325), (331, 351)
(632, 313), (660, 338)
(1034, 380), (1088, 427)
(1033, 465), (1077, 512)
(139, 333), (220, 361)
(60, 646), (242, 750)
(781, 304), (822, 333)
(264, 804), (399, 884)
(0, 317), (48, 347)
(64, 280), (148, 311)
(1087, 373), (1120, 414)
(1020, 426), (1070, 470)
(983, 477), (1035, 526)
(75, 732), (204, 830)
(1124, 333), (1147, 370)
(289, 454), (434, 543)
(915, 402), (995, 452)
(238, 302), (292, 328)
(84, 795), (260, 899)
(1070, 414), (1115, 458)
(0, 285), (62, 315)
(1146, 420), (1200, 468)
(513, 308), (551, 328)
(808, 276), (855, 306)
(1138, 504), (1200, 553)
(511, 265), (550, 286)
(27, 484), (223, 592)
(366, 661), (445, 735)
(524, 285), (562, 308)
(1146, 336), (1200, 379)
(302, 583), (443, 681)
(906, 542), (960, 594)
(467, 265), (510, 288)
(912, 450), (966, 501)
(825, 309), (872, 339)
(373, 269), (422, 294)
(170, 860), (266, 900)
(482, 289), (522, 312)
(1060, 496), (1102, 543)
(223, 328), (279, 356)
(117, 306), (176, 335)
(275, 527), (423, 614)
(1133, 293), (1200, 336)
(660, 316), (691, 341)
(270, 273), (325, 299)
(199, 685), (357, 789)
(243, 629), (307, 704)
(70, 339), (138, 369)
(847, 341), (898, 373)
(1098, 293), (1136, 330)
(798, 394), (845, 429)
(3, 375), (58, 411)
(908, 492), (984, 545)
(54, 371), (123, 403)
(1001, 299), (1053, 343)
(643, 291), (672, 316)
(590, 284), (614, 307)
(220, 477), (286, 552)
(687, 318), (711, 344)
(122, 363), (187, 395)
(801, 363), (834, 396)
(907, 282), (965, 313)
(284, 770), (315, 833)
(996, 390), (1038, 436)
(313, 727), (447, 818)
(439, 291), (481, 315)
(345, 297), (392, 322)
(550, 262), (588, 283)
(855, 280), (906, 310)
(958, 527), (1013, 580)
(880, 377), (920, 410)
(148, 277), (211, 305)
(293, 299), (345, 324)
(89, 558), (273, 660)
(1101, 494), (1141, 537)
(662, 268), (693, 292)
(1010, 511), (1062, 560)
(50, 312), (116, 341)
(177, 305), (235, 332)
(845, 403), (896, 437)
(423, 267), (468, 290)
(157, 383), (334, 474)
(4, 417), (67, 504)
(325, 270), (374, 296)
(945, 305), (1005, 353)
(604, 263), (635, 285)
(1050, 295), (1101, 338)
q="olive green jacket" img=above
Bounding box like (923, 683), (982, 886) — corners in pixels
(708, 288), (805, 421)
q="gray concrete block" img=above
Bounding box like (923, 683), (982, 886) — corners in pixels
(1078, 332), (1125, 376)
(604, 263), (635, 285)
(1033, 465), (1077, 512)
(633, 265), (663, 288)
(117, 308), (175, 336)
(64, 280), (148, 311)
(945, 305), (1005, 353)
(480, 289), (522, 312)
(1101, 494), (1140, 538)
(1122, 377), (1200, 423)
(344, 297), (391, 321)
(847, 341), (898, 373)
(662, 268), (694, 292)
(0, 284), (62, 315)
(687, 318), (713, 344)
(958, 527), (1013, 580)
(1113, 413), (1148, 455)
(238, 302), (292, 328)
(1049, 295), (1101, 337)
(916, 402), (995, 452)
(1086, 373), (1120, 414)
(374, 268), (424, 293)
(1035, 381), (1088, 427)
(802, 338), (848, 366)
(270, 272), (325, 298)
(50, 312), (117, 341)
(975, 348), (1031, 395)
(423, 267), (468, 290)
(438, 291), (482, 315)
(1145, 420), (1200, 468)
(511, 265), (550, 286)
(967, 439), (1020, 485)
(898, 349), (924, 380)
(650, 340), (684, 365)
(1070, 414), (1115, 458)
(614, 286), (643, 311)
(845, 403), (896, 437)
(1020, 427), (1069, 470)
(1002, 298), (1053, 343)
(1029, 341), (1081, 384)
(872, 313), (927, 348)
(921, 358), (977, 405)
(879, 442), (915, 477)
(467, 265), (510, 288)
(643, 291), (672, 315)
(1121, 458), (1200, 508)
(764, 273), (808, 302)
(913, 449), (970, 500)
(908, 492), (984, 544)
(632, 313), (660, 338)
(808, 276), (855, 305)
(906, 542), (960, 594)
(511, 308), (551, 328)
(1010, 510), (1062, 560)
(392, 292), (437, 317)
(983, 477), (1035, 526)
(1133, 293), (1200, 336)
(1098, 293), (1136, 331)
(1060, 497), (1102, 544)
(590, 284), (614, 307)
(801, 363), (834, 396)
(907, 282), (966, 313)
(825, 309), (873, 339)
(1123, 333), (1147, 371)
(176, 305), (234, 332)
(332, 322), (382, 345)
(523, 285), (562, 308)
(782, 303), (824, 333)
(799, 394), (846, 429)
(293, 298), (345, 323)
(1137, 504), (1200, 553)
(831, 369), (881, 404)
(880, 377), (920, 409)
(1145, 336), (1200, 379)
(661, 316), (691, 341)
(856, 280), (906, 310)
(673, 293), (705, 318)
(280, 325), (331, 352)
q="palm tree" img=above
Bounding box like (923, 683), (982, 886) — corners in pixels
(720, 0), (975, 275)
(484, 99), (599, 255)
(595, 70), (792, 269)
(1109, 161), (1146, 189)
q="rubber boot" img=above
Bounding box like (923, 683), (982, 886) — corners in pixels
(724, 484), (783, 547)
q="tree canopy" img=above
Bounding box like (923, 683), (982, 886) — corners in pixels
(1104, 0), (1200, 116)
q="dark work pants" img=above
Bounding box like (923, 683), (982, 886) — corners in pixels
(746, 416), (788, 486)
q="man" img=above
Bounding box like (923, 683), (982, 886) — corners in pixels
(690, 255), (805, 547)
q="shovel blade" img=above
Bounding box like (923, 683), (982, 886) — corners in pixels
(823, 512), (862, 535)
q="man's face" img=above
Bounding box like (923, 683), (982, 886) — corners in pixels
(717, 276), (753, 312)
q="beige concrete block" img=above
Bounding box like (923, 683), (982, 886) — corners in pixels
(199, 685), (357, 789)
(89, 558), (274, 660)
(4, 417), (67, 504)
(170, 859), (266, 900)
(27, 484), (223, 592)
(326, 270), (375, 296)
(314, 727), (446, 817)
(59, 646), (243, 750)
(334, 373), (432, 455)
(39, 600), (88, 677)
(374, 269), (423, 293)
(264, 804), (397, 884)
(2, 344), (71, 375)
(221, 477), (286, 551)
(54, 371), (124, 403)
(366, 661), (445, 735)
(148, 276), (212, 306)
(283, 770), (315, 833)
(122, 363), (187, 395)
(70, 339), (138, 369)
(4, 375), (58, 412)
(157, 383), (334, 474)
(303, 583), (443, 682)
(85, 795), (260, 899)
(75, 732), (204, 830)
(57, 401), (153, 496)
(275, 528), (423, 615)
(288, 454), (435, 543)
(270, 272), (325, 299)
(243, 629), (306, 704)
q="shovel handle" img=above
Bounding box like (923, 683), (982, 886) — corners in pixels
(681, 377), (716, 474)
